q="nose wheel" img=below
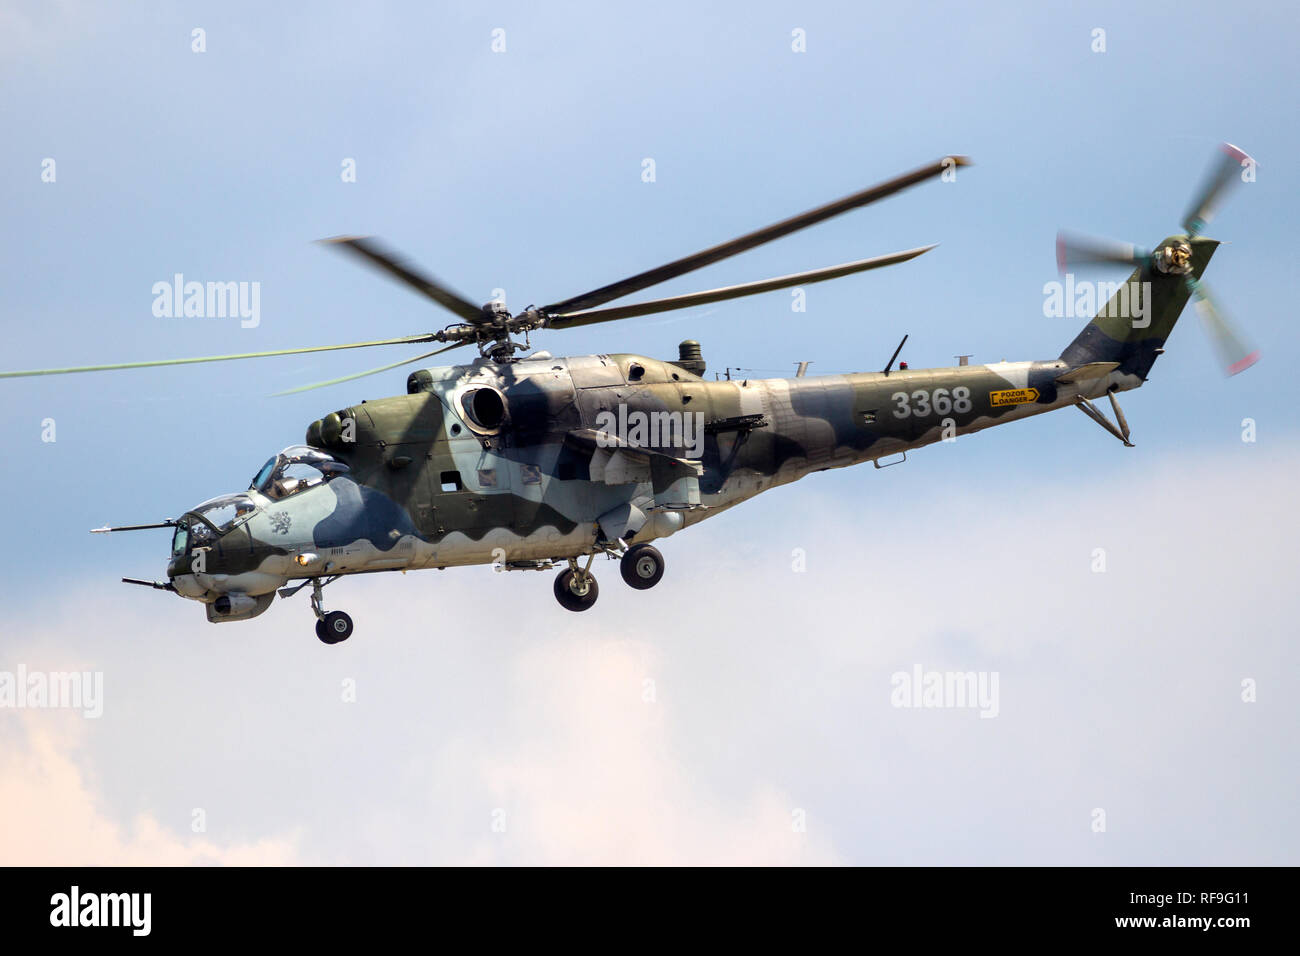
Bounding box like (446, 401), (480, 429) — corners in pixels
(315, 611), (353, 644)
(308, 577), (353, 644)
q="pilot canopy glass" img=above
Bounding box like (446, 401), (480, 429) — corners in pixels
(173, 493), (258, 555)
(250, 445), (349, 501)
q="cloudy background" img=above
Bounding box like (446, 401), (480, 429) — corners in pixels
(1, 0), (1297, 865)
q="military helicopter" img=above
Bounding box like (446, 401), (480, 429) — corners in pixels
(2, 147), (1258, 643)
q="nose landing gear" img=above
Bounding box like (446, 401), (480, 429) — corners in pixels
(308, 577), (353, 644)
(316, 610), (354, 644)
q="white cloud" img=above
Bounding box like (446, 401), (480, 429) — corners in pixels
(0, 713), (301, 866)
(437, 638), (838, 865)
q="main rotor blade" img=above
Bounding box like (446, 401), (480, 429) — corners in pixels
(320, 236), (485, 322)
(1183, 143), (1253, 237)
(0, 334), (439, 380)
(1056, 231), (1148, 274)
(272, 342), (469, 396)
(1186, 278), (1260, 376)
(547, 246), (936, 329)
(542, 155), (970, 315)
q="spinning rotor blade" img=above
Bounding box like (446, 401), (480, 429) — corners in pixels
(0, 334), (439, 380)
(547, 246), (936, 328)
(273, 341), (469, 396)
(542, 155), (969, 315)
(1056, 231), (1147, 274)
(1183, 143), (1253, 238)
(1186, 278), (1260, 376)
(320, 236), (485, 322)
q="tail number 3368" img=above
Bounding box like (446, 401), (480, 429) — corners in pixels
(891, 386), (971, 418)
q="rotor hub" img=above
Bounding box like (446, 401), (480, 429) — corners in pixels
(1153, 240), (1194, 275)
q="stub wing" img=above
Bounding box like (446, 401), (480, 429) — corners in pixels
(564, 428), (703, 509)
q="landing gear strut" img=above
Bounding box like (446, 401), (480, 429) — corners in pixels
(554, 556), (599, 612)
(309, 577), (353, 644)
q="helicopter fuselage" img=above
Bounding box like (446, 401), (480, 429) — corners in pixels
(166, 347), (1141, 622)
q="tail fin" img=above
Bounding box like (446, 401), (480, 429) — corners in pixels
(1059, 237), (1219, 380)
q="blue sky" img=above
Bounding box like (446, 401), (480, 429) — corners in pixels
(1, 0), (1296, 865)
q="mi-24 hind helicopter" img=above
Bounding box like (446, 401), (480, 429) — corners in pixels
(1, 146), (1259, 644)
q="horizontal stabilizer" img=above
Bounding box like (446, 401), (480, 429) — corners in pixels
(1055, 362), (1120, 385)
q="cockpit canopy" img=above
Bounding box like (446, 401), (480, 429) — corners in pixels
(172, 493), (257, 555)
(170, 447), (349, 559)
(250, 445), (350, 501)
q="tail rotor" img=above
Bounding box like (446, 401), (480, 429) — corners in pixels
(1055, 143), (1259, 376)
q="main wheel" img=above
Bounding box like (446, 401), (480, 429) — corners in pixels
(620, 543), (664, 590)
(319, 610), (354, 643)
(553, 568), (599, 612)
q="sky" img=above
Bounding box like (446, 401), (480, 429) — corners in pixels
(1, 0), (1297, 865)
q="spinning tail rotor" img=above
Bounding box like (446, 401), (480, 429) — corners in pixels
(1055, 143), (1259, 376)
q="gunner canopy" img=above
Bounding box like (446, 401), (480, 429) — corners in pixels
(172, 493), (257, 555)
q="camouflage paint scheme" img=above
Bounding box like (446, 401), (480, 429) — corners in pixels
(168, 236), (1213, 622)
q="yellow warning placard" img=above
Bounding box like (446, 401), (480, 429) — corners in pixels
(989, 387), (1039, 407)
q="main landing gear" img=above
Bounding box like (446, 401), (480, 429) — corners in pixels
(551, 543), (667, 612)
(619, 543), (664, 590)
(309, 577), (353, 644)
(554, 556), (599, 612)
